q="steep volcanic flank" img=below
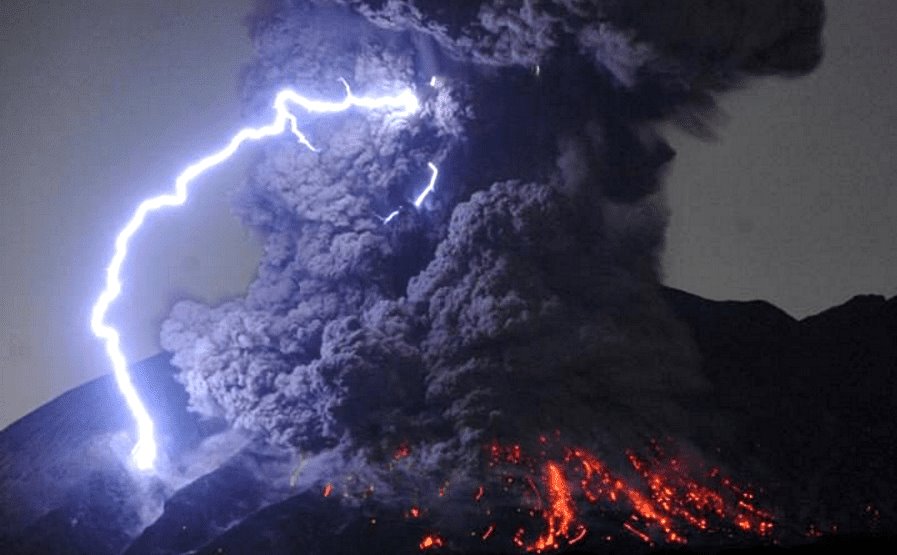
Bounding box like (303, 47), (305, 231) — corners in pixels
(149, 0), (831, 551)
(4, 290), (895, 553)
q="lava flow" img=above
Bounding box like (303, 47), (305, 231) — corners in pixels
(325, 436), (776, 553)
(475, 435), (776, 552)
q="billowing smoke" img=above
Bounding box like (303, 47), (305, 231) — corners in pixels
(161, 0), (823, 516)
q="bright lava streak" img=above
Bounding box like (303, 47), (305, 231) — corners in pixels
(91, 81), (424, 471)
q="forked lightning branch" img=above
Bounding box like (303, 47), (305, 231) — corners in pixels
(91, 81), (438, 470)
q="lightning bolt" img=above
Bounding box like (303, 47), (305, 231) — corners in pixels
(91, 80), (433, 471)
(382, 162), (440, 223)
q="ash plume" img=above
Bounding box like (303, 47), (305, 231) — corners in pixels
(161, 0), (823, 504)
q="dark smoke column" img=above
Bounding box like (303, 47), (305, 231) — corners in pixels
(162, 0), (823, 502)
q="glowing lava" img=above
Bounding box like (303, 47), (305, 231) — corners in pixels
(419, 533), (445, 550)
(91, 81), (423, 470)
(527, 462), (581, 552)
(480, 437), (776, 552)
(304, 436), (774, 552)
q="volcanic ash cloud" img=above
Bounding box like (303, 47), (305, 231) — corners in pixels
(161, 0), (824, 484)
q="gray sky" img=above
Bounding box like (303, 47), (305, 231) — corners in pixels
(1, 0), (895, 429)
(0, 0), (259, 429)
(662, 0), (897, 317)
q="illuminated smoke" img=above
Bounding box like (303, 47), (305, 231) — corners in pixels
(93, 82), (421, 470)
(383, 162), (439, 222)
(158, 0), (824, 547)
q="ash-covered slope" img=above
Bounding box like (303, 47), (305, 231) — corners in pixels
(2, 288), (895, 553)
(660, 287), (897, 534)
(0, 354), (220, 555)
(0, 350), (366, 555)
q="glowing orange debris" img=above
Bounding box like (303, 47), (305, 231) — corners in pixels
(477, 437), (777, 552)
(419, 534), (444, 550)
(488, 441), (524, 465)
(322, 483), (333, 497)
(516, 462), (580, 552)
(395, 442), (411, 460)
(569, 525), (588, 545)
(623, 522), (652, 544)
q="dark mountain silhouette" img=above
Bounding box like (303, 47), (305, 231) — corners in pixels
(1, 288), (895, 554)
(660, 288), (897, 536)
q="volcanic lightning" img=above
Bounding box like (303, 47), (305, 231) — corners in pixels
(91, 80), (426, 471)
(381, 162), (439, 223)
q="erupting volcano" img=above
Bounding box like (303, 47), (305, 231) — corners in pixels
(3, 1), (897, 554)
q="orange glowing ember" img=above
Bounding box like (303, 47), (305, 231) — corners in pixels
(395, 441), (412, 460)
(352, 435), (775, 553)
(419, 533), (445, 550)
(478, 437), (776, 551)
(322, 483), (333, 497)
(524, 462), (581, 552)
(571, 445), (774, 545)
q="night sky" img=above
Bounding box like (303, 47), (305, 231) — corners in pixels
(1, 0), (895, 431)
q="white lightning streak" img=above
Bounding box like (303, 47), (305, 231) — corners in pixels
(380, 162), (439, 223)
(413, 162), (439, 208)
(91, 82), (420, 471)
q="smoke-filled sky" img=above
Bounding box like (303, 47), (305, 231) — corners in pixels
(0, 0), (895, 435)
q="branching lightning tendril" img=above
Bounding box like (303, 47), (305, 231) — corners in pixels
(382, 162), (439, 223)
(91, 81), (432, 470)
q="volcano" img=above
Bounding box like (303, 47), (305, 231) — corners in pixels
(5, 1), (894, 553)
(2, 287), (895, 554)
